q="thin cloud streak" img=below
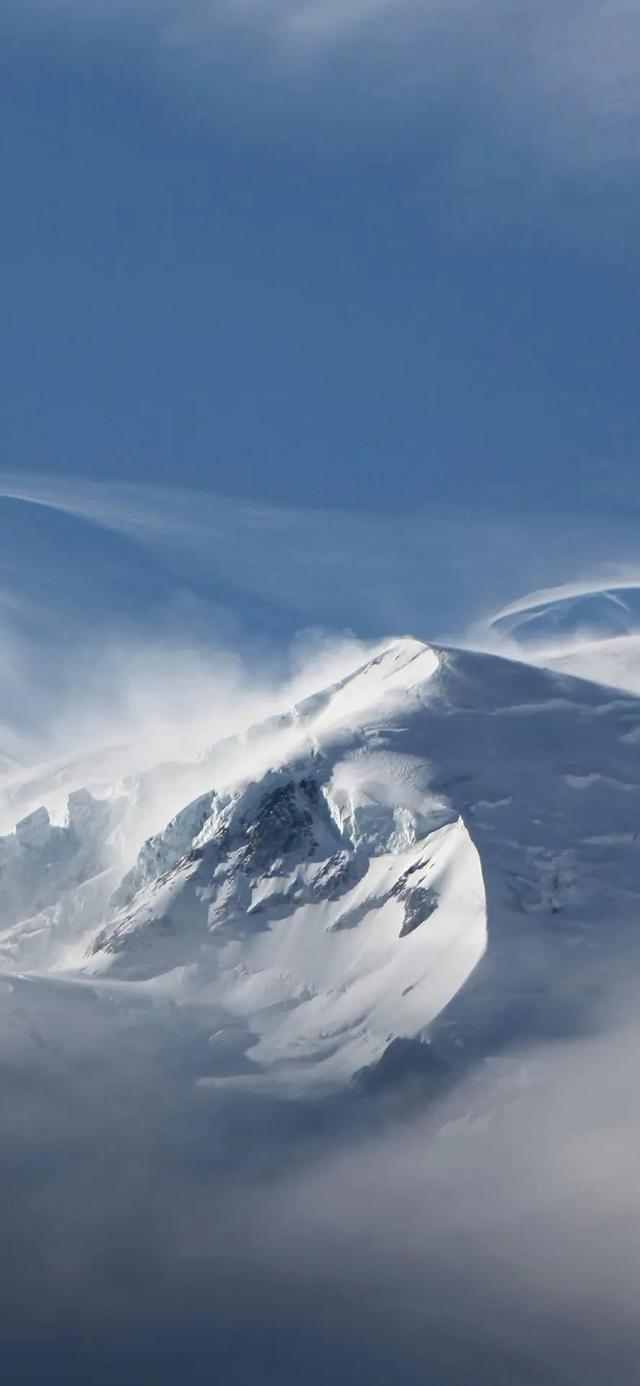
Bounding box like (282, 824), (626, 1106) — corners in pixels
(1, 472), (639, 644)
(10, 0), (640, 190)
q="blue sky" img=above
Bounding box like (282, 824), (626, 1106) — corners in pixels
(2, 1), (640, 671)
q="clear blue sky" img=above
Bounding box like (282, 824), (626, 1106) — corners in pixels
(2, 2), (640, 657)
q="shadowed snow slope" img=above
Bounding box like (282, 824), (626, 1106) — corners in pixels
(1, 636), (640, 1090)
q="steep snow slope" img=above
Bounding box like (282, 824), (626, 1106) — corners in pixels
(2, 637), (640, 1090)
(541, 632), (640, 699)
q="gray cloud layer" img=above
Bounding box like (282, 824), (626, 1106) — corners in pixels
(2, 973), (640, 1385)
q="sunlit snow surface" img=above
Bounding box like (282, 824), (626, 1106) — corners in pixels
(2, 635), (640, 1092)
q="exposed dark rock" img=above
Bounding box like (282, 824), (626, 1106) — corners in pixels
(311, 851), (357, 902)
(237, 780), (319, 875)
(354, 1036), (452, 1099)
(399, 885), (440, 937)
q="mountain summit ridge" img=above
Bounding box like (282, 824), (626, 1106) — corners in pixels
(1, 635), (640, 1089)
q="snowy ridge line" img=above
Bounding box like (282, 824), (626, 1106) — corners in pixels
(1, 635), (640, 1088)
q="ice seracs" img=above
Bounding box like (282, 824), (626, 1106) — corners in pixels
(0, 788), (120, 930)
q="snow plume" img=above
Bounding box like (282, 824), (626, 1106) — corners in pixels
(0, 478), (385, 814)
(0, 472), (640, 816)
(0, 607), (376, 837)
(1, 472), (640, 821)
(1, 979), (640, 1384)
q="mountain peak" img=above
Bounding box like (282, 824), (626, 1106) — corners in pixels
(1, 637), (640, 1090)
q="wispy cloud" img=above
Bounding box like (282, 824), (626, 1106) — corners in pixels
(2, 472), (639, 644)
(11, 0), (640, 199)
(0, 470), (639, 789)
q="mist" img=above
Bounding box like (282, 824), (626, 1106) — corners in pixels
(2, 972), (640, 1385)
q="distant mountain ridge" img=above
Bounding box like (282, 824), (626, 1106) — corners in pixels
(489, 584), (640, 650)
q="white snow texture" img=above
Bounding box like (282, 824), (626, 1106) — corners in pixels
(2, 630), (640, 1090)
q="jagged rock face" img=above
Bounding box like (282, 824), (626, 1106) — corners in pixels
(94, 770), (352, 967)
(1, 636), (640, 1089)
(112, 791), (218, 908)
(93, 764), (460, 1008)
(238, 778), (321, 867)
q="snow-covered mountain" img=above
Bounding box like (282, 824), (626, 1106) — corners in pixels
(486, 583), (640, 696)
(488, 584), (640, 651)
(2, 636), (640, 1091)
